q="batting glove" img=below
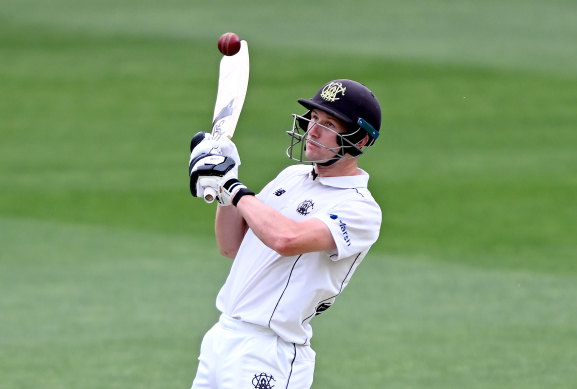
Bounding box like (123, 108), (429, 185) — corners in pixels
(189, 154), (254, 206)
(217, 178), (255, 207)
(189, 153), (236, 199)
(189, 132), (241, 168)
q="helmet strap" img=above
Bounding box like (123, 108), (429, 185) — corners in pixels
(316, 155), (342, 167)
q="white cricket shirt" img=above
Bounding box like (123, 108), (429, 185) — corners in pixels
(216, 164), (382, 345)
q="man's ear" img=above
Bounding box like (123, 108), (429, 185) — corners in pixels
(356, 134), (370, 148)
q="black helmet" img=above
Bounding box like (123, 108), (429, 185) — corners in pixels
(297, 79), (381, 149)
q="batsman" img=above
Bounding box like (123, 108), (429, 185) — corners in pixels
(188, 78), (383, 388)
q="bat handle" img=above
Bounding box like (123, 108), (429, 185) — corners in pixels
(204, 187), (218, 204)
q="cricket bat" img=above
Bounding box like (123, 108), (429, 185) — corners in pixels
(203, 40), (250, 203)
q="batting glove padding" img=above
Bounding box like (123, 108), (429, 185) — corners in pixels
(189, 154), (236, 198)
(189, 132), (241, 169)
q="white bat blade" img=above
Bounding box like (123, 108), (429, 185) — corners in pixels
(203, 40), (249, 203)
(211, 40), (249, 140)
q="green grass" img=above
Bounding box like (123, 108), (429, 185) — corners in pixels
(1, 0), (576, 387)
(2, 219), (576, 388)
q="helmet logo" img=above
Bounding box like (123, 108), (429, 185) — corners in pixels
(320, 82), (346, 102)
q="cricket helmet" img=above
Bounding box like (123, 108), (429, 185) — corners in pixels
(286, 79), (382, 164)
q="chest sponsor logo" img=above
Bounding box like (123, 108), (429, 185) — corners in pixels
(330, 214), (351, 246)
(296, 199), (314, 215)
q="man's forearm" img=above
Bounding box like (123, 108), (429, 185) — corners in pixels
(236, 195), (336, 257)
(215, 205), (248, 258)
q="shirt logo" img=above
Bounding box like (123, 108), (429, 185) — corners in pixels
(315, 302), (332, 315)
(330, 214), (351, 246)
(273, 188), (286, 196)
(252, 373), (275, 389)
(320, 81), (346, 102)
(296, 199), (314, 215)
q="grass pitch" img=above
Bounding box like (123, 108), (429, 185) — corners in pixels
(1, 0), (576, 388)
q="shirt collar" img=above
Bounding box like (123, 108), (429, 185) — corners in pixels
(307, 167), (369, 189)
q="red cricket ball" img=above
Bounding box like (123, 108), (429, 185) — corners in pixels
(218, 32), (241, 56)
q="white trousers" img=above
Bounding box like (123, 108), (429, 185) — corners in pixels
(191, 314), (316, 389)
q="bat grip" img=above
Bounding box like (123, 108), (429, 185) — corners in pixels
(204, 187), (217, 204)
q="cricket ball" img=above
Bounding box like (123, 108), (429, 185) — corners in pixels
(218, 32), (241, 56)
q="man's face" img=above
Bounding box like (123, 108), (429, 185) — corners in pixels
(304, 109), (348, 163)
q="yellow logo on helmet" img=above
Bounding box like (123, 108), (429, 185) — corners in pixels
(320, 82), (346, 102)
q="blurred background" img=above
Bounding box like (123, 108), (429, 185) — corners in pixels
(1, 0), (576, 387)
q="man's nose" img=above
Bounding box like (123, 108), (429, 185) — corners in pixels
(308, 122), (321, 137)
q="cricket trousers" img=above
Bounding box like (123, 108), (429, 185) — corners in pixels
(191, 314), (316, 389)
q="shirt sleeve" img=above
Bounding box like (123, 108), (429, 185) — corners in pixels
(314, 197), (382, 261)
